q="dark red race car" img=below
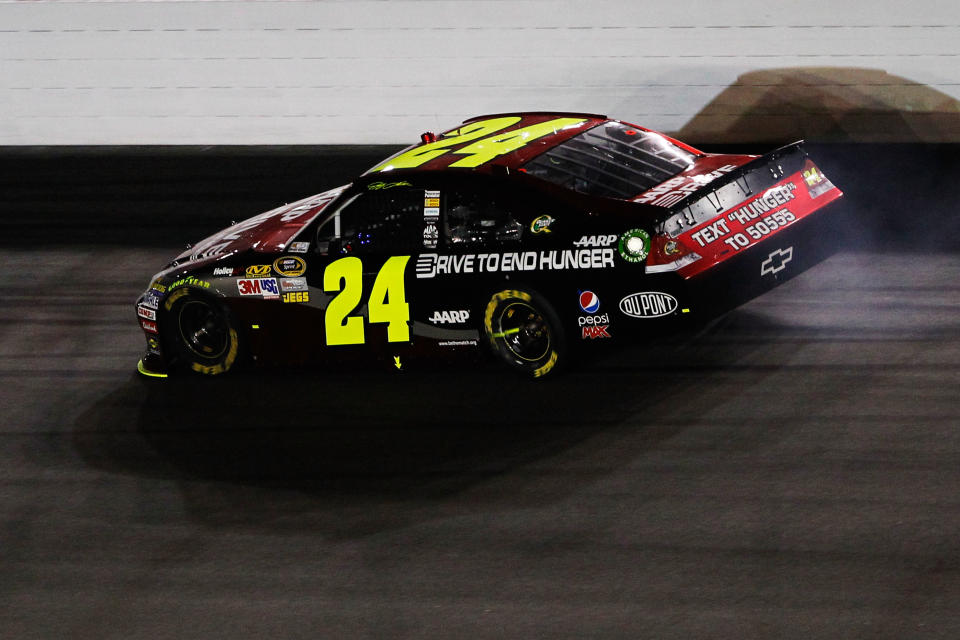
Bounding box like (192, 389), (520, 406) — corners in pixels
(136, 112), (843, 378)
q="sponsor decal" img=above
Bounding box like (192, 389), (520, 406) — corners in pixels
(618, 228), (651, 263)
(582, 325), (611, 339)
(424, 190), (440, 217)
(619, 292), (679, 318)
(720, 183), (798, 229)
(578, 291), (600, 313)
(573, 234), (617, 248)
(141, 320), (158, 333)
(282, 291), (310, 303)
(530, 214), (555, 234)
(279, 277), (308, 293)
(288, 241), (310, 253)
(677, 183), (801, 255)
(578, 312), (609, 327)
(423, 222), (439, 249)
(415, 248), (615, 279)
(150, 281), (166, 293)
(634, 164), (738, 207)
(438, 339), (479, 347)
(137, 305), (156, 321)
(718, 208), (797, 252)
(212, 266), (236, 277)
(146, 336), (161, 354)
(802, 167), (834, 198)
(273, 256), (306, 277)
(246, 264), (272, 278)
(760, 246), (793, 276)
(141, 291), (161, 310)
(169, 276), (210, 290)
(368, 180), (412, 190)
(423, 190), (440, 248)
(429, 309), (470, 324)
(237, 277), (280, 299)
(672, 182), (802, 258)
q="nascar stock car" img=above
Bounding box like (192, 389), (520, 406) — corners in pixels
(136, 112), (843, 379)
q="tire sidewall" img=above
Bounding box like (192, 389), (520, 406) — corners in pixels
(161, 288), (242, 375)
(482, 287), (565, 379)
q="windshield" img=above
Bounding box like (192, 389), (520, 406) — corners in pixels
(522, 121), (697, 199)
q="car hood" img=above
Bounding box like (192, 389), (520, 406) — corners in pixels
(174, 184), (347, 264)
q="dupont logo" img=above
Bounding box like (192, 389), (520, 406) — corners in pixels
(760, 246), (794, 276)
(619, 292), (678, 318)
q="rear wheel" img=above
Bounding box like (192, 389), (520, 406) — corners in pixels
(163, 289), (242, 375)
(483, 288), (564, 378)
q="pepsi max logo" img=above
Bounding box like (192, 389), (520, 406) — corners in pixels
(579, 290), (600, 313)
(582, 325), (611, 339)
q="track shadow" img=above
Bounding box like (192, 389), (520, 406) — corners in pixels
(72, 311), (789, 537)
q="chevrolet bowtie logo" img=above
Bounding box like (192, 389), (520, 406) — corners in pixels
(760, 246), (793, 276)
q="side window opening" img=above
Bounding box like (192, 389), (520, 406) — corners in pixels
(443, 188), (523, 249)
(316, 188), (423, 255)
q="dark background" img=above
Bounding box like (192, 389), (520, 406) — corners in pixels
(2, 142), (958, 250)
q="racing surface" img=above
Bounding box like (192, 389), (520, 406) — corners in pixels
(3, 246), (959, 638)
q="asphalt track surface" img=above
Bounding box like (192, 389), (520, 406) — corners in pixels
(2, 247), (959, 638)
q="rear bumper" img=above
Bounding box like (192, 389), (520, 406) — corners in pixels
(679, 196), (846, 314)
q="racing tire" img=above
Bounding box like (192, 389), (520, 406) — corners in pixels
(483, 288), (565, 379)
(161, 289), (242, 376)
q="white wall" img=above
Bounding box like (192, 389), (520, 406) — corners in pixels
(2, 0), (959, 144)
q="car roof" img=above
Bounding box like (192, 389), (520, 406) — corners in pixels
(364, 112), (610, 176)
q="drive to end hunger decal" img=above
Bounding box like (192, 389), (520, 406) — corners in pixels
(415, 248), (615, 278)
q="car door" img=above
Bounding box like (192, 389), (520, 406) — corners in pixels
(303, 183), (426, 366)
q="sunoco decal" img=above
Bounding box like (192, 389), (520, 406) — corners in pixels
(619, 292), (678, 318)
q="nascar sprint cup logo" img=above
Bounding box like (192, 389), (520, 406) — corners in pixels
(619, 291), (678, 318)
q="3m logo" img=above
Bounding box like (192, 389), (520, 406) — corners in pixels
(760, 247), (794, 276)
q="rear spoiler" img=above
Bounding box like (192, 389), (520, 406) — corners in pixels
(658, 142), (809, 237)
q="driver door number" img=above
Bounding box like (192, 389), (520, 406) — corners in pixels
(323, 255), (411, 346)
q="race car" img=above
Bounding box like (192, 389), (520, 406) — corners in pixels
(135, 112), (843, 379)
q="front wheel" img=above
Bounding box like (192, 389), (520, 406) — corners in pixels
(482, 288), (564, 379)
(162, 289), (242, 375)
